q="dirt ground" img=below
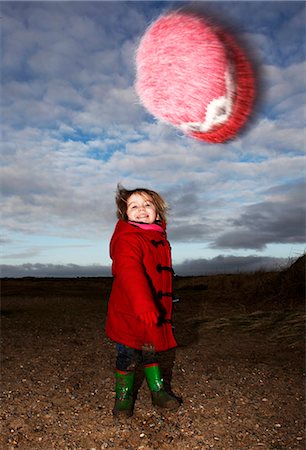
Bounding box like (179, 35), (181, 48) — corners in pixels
(1, 260), (305, 449)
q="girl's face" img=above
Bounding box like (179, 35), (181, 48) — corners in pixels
(126, 193), (158, 224)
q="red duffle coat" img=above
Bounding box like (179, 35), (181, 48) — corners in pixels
(105, 220), (177, 352)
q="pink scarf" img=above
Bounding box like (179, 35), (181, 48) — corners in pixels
(128, 221), (164, 233)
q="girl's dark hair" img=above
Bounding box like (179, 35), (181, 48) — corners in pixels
(115, 183), (169, 222)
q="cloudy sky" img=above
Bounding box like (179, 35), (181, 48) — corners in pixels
(1, 0), (305, 277)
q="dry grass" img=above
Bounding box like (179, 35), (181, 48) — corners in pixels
(191, 310), (305, 347)
(174, 255), (305, 349)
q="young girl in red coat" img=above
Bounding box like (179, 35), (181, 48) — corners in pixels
(106, 184), (180, 417)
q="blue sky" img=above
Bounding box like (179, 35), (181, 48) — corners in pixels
(1, 1), (305, 277)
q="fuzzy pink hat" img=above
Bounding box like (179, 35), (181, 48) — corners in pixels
(135, 12), (255, 143)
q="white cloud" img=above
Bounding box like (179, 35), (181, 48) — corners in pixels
(0, 255), (289, 278)
(1, 1), (305, 273)
(263, 62), (306, 118)
(0, 263), (111, 278)
(174, 254), (288, 276)
(212, 180), (305, 250)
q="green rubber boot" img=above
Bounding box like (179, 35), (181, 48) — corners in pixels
(144, 364), (180, 411)
(113, 370), (135, 418)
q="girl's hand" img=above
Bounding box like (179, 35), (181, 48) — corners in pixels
(139, 310), (159, 326)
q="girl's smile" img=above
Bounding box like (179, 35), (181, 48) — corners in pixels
(127, 193), (158, 224)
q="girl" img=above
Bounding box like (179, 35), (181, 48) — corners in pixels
(105, 184), (180, 417)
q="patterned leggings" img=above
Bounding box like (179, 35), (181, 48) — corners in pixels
(116, 343), (159, 371)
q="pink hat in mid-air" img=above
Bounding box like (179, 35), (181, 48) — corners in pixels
(135, 11), (255, 143)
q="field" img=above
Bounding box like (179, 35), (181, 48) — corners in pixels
(1, 256), (305, 449)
